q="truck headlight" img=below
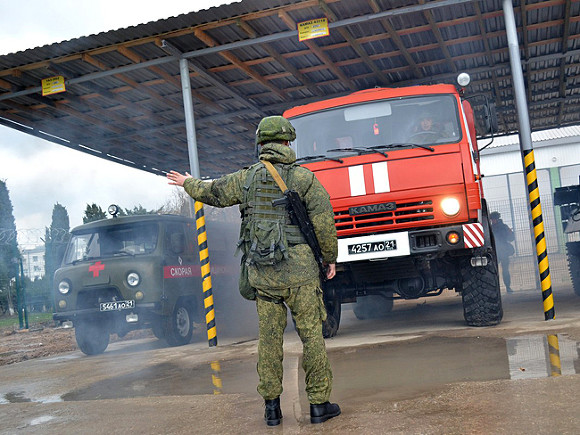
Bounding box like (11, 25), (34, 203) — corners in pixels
(58, 280), (70, 294)
(127, 272), (140, 287)
(441, 197), (460, 217)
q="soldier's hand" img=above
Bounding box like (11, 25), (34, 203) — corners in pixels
(326, 263), (336, 280)
(167, 170), (192, 187)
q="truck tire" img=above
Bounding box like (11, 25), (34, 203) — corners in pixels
(460, 252), (503, 326)
(566, 242), (580, 296)
(164, 300), (193, 346)
(353, 293), (394, 320)
(75, 320), (110, 355)
(322, 296), (341, 338)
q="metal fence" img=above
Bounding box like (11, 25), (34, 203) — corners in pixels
(484, 163), (580, 292)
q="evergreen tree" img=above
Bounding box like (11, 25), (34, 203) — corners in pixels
(0, 180), (20, 313)
(83, 203), (107, 223)
(124, 204), (159, 215)
(44, 203), (70, 301)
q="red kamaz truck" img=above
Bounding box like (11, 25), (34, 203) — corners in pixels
(283, 74), (502, 337)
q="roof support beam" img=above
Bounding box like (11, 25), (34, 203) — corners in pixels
(160, 39), (268, 119)
(318, 0), (391, 86)
(367, 0), (423, 80)
(277, 10), (357, 91)
(193, 28), (287, 101)
(556, 0), (572, 126)
(235, 19), (324, 98)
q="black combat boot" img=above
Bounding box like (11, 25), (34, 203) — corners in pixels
(310, 401), (341, 424)
(264, 397), (282, 426)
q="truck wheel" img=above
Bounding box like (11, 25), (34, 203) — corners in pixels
(164, 300), (193, 346)
(322, 297), (341, 338)
(353, 294), (394, 320)
(566, 244), (580, 296)
(460, 252), (503, 326)
(75, 320), (110, 355)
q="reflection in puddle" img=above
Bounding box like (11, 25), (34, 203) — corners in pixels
(0, 391), (63, 404)
(30, 415), (56, 426)
(506, 334), (579, 379)
(59, 334), (579, 403)
(62, 359), (257, 401)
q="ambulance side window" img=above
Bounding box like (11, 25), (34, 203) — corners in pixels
(166, 223), (186, 255)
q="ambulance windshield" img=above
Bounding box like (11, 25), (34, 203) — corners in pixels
(290, 94), (462, 159)
(63, 222), (159, 264)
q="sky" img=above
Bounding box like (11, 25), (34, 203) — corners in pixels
(0, 0), (236, 246)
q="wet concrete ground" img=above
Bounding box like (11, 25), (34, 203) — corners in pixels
(1, 286), (579, 434)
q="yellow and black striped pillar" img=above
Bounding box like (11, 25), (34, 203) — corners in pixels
(194, 200), (218, 347)
(524, 149), (555, 320)
(547, 334), (562, 377)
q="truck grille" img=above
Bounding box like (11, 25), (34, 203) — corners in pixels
(335, 200), (434, 235)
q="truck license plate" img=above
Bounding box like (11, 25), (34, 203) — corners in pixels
(99, 300), (135, 312)
(348, 240), (397, 255)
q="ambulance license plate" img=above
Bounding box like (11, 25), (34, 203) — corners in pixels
(100, 300), (135, 312)
(348, 240), (397, 255)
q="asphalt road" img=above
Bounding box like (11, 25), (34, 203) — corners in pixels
(1, 286), (579, 434)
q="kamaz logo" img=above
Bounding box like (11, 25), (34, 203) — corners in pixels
(349, 202), (396, 216)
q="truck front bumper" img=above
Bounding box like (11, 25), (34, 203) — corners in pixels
(336, 223), (484, 263)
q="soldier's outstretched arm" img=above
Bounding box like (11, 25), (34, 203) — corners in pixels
(167, 168), (246, 208)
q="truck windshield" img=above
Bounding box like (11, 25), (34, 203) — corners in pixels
(290, 94), (461, 158)
(63, 222), (159, 264)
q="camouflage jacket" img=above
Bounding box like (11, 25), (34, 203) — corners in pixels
(183, 142), (338, 290)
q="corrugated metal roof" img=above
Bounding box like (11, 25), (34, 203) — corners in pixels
(480, 125), (580, 149)
(1, 0), (579, 178)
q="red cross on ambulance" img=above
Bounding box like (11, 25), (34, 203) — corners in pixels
(89, 261), (105, 277)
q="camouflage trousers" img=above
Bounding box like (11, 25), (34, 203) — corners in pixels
(256, 283), (333, 404)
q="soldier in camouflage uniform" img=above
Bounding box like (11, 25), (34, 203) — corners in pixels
(167, 116), (341, 426)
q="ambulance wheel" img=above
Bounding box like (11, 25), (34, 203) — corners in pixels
(164, 300), (193, 346)
(460, 250), (503, 326)
(75, 320), (110, 355)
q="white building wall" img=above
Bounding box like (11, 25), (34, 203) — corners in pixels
(479, 135), (580, 178)
(21, 246), (45, 281)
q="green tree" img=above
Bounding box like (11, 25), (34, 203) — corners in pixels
(83, 203), (107, 223)
(123, 204), (159, 215)
(0, 180), (19, 313)
(161, 188), (191, 216)
(44, 203), (70, 301)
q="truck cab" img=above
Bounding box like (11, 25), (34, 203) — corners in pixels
(284, 77), (502, 337)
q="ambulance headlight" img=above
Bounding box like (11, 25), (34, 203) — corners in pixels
(58, 280), (70, 294)
(127, 272), (140, 287)
(441, 197), (460, 217)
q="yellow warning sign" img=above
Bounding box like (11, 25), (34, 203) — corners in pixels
(298, 18), (329, 42)
(41, 76), (66, 96)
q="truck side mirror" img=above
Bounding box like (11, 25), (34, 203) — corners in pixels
(484, 103), (498, 135)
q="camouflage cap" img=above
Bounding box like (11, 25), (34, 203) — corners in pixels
(256, 116), (296, 144)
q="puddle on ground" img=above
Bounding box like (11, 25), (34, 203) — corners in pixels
(60, 334), (578, 403)
(0, 392), (63, 404)
(29, 415), (56, 426)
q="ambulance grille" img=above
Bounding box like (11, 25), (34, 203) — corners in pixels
(334, 200), (434, 235)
